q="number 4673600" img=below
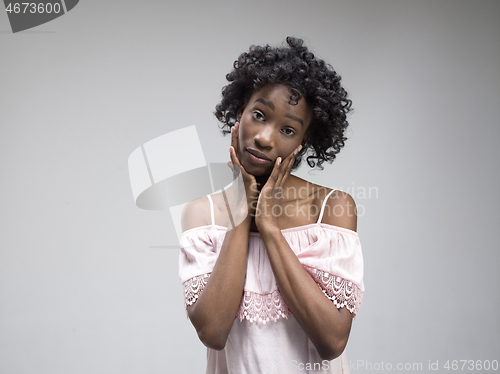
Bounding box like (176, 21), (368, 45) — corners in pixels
(5, 2), (62, 14)
(444, 360), (498, 371)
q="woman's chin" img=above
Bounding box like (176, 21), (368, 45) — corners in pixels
(243, 162), (272, 177)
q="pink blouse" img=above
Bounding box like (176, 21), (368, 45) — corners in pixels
(179, 190), (364, 374)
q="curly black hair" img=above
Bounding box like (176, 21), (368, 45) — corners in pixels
(215, 37), (352, 171)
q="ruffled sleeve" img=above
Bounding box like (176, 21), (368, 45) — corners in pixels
(178, 226), (222, 311)
(284, 224), (365, 318)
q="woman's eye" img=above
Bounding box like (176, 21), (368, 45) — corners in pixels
(252, 111), (265, 121)
(283, 128), (296, 136)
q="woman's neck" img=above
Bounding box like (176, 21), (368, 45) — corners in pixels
(254, 175), (269, 191)
(254, 173), (299, 194)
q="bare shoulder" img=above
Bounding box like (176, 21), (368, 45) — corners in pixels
(320, 188), (357, 232)
(181, 195), (211, 232)
(285, 177), (357, 231)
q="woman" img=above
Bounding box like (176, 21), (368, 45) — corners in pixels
(179, 37), (364, 373)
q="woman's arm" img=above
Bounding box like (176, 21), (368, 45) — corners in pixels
(255, 150), (357, 360)
(184, 203), (252, 350)
(259, 192), (356, 360)
(183, 123), (257, 350)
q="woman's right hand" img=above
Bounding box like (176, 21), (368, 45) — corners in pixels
(227, 122), (258, 223)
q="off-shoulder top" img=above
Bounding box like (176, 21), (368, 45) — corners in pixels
(179, 189), (364, 374)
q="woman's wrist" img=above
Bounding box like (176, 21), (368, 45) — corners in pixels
(255, 216), (280, 235)
(227, 213), (252, 231)
(258, 223), (282, 241)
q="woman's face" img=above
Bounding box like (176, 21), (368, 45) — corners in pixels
(237, 84), (312, 178)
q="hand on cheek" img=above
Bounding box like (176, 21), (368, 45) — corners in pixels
(255, 144), (302, 232)
(228, 122), (259, 219)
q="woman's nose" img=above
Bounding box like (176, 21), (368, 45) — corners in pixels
(254, 127), (275, 149)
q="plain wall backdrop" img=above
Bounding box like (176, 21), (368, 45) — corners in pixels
(1, 1), (499, 373)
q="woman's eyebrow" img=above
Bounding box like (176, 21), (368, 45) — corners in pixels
(254, 98), (275, 110)
(286, 114), (304, 127)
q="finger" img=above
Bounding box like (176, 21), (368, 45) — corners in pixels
(229, 146), (241, 174)
(278, 156), (294, 188)
(275, 155), (290, 188)
(230, 125), (243, 168)
(231, 122), (239, 155)
(276, 145), (301, 187)
(230, 145), (253, 184)
(287, 144), (302, 163)
(277, 146), (297, 181)
(281, 144), (301, 166)
(286, 146), (299, 172)
(229, 146), (243, 169)
(229, 147), (247, 202)
(268, 157), (282, 187)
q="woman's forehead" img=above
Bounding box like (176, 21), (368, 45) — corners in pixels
(247, 84), (313, 124)
(249, 84), (297, 101)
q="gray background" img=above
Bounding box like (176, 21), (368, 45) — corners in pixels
(1, 1), (499, 373)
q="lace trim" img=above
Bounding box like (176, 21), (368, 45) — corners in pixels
(182, 268), (363, 322)
(305, 266), (363, 318)
(183, 273), (210, 310)
(183, 274), (290, 323)
(237, 289), (290, 324)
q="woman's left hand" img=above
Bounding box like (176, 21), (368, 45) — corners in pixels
(255, 144), (302, 232)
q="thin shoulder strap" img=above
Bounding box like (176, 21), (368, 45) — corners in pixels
(206, 195), (215, 226)
(317, 189), (336, 224)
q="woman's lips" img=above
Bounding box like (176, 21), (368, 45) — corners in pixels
(246, 148), (272, 165)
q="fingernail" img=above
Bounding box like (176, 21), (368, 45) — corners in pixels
(278, 157), (282, 165)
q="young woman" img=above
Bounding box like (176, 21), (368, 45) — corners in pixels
(179, 37), (364, 374)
